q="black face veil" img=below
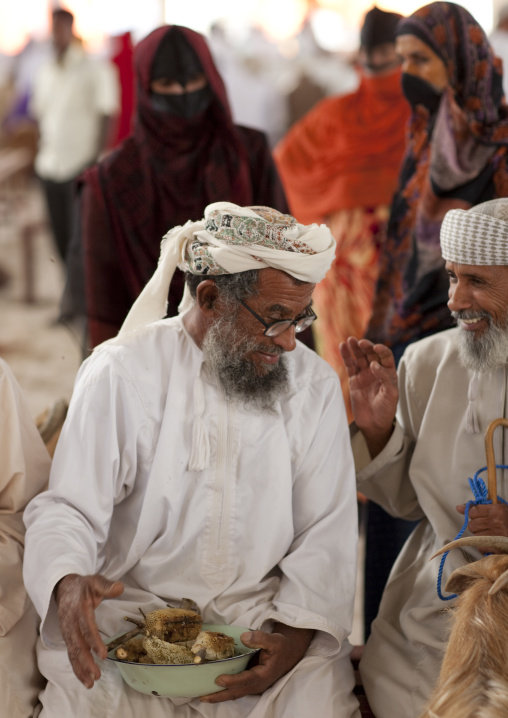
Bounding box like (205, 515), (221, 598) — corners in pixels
(149, 27), (213, 118)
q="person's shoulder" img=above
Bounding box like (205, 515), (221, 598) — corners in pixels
(299, 88), (361, 126)
(82, 319), (186, 382)
(400, 328), (462, 401)
(403, 328), (460, 367)
(288, 341), (341, 392)
(281, 345), (344, 451)
(0, 356), (14, 381)
(235, 125), (269, 148)
(79, 50), (115, 78)
(89, 136), (139, 182)
(0, 358), (19, 400)
(32, 54), (55, 82)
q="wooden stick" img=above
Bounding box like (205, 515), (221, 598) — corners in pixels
(105, 626), (142, 652)
(123, 615), (144, 629)
(484, 418), (508, 503)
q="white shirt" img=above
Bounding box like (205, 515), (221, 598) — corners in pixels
(355, 328), (508, 718)
(24, 317), (358, 653)
(32, 42), (119, 181)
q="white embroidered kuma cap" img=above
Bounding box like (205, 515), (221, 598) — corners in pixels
(440, 198), (508, 266)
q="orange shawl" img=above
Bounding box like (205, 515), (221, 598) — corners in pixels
(275, 69), (410, 224)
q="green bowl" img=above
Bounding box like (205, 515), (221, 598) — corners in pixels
(106, 623), (258, 698)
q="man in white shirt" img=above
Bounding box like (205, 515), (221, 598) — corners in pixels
(23, 203), (360, 718)
(340, 198), (508, 718)
(32, 8), (118, 263)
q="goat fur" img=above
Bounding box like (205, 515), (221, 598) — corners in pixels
(420, 553), (508, 718)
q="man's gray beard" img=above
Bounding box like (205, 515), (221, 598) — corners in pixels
(202, 311), (290, 412)
(453, 310), (508, 373)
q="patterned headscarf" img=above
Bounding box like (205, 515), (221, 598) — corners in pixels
(441, 198), (508, 265)
(366, 2), (508, 348)
(118, 203), (335, 336)
(396, 1), (508, 143)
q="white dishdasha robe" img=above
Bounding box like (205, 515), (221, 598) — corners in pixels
(354, 327), (508, 718)
(23, 316), (360, 718)
(0, 358), (51, 717)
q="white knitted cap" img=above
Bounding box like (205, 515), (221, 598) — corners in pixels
(440, 199), (508, 266)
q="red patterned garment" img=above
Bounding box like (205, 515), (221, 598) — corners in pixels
(313, 207), (389, 421)
(275, 68), (409, 418)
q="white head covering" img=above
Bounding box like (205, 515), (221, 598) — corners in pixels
(109, 203), (335, 472)
(118, 202), (335, 336)
(440, 198), (508, 266)
(441, 198), (508, 436)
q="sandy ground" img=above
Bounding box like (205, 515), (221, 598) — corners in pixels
(0, 180), (82, 417)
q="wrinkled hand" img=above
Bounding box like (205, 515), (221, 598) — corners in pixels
(456, 503), (508, 551)
(55, 573), (124, 688)
(200, 624), (314, 704)
(339, 337), (398, 456)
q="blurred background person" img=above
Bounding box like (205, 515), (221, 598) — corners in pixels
(208, 22), (289, 148)
(362, 0), (508, 641)
(1, 35), (50, 152)
(68, 24), (288, 348)
(275, 6), (409, 423)
(489, 3), (508, 97)
(31, 8), (119, 268)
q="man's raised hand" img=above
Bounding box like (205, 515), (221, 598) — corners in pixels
(340, 337), (398, 457)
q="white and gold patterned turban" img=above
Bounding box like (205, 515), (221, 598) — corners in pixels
(119, 202), (336, 336)
(440, 199), (508, 266)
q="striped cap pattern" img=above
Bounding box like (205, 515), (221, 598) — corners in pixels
(440, 199), (508, 266)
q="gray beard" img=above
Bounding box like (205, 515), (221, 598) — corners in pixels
(202, 312), (290, 412)
(453, 310), (508, 373)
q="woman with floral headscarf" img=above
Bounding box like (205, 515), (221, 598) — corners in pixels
(367, 1), (508, 356)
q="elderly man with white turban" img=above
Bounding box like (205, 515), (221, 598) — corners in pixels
(340, 197), (508, 718)
(23, 203), (360, 718)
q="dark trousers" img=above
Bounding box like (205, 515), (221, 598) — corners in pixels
(363, 503), (417, 639)
(39, 176), (76, 263)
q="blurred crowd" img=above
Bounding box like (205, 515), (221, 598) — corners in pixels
(5, 3), (508, 717)
(0, 13), (359, 158)
(0, 9), (359, 317)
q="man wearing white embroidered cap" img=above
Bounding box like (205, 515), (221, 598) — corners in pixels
(339, 197), (508, 718)
(23, 203), (360, 717)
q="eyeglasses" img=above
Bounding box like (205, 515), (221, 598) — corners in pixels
(238, 298), (317, 337)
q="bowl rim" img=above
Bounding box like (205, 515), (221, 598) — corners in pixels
(106, 625), (260, 667)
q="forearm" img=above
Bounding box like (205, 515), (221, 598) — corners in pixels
(354, 421), (423, 521)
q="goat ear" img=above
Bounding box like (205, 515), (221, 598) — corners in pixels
(445, 563), (481, 594)
(489, 569), (508, 596)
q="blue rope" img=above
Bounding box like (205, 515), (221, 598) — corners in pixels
(437, 466), (508, 601)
